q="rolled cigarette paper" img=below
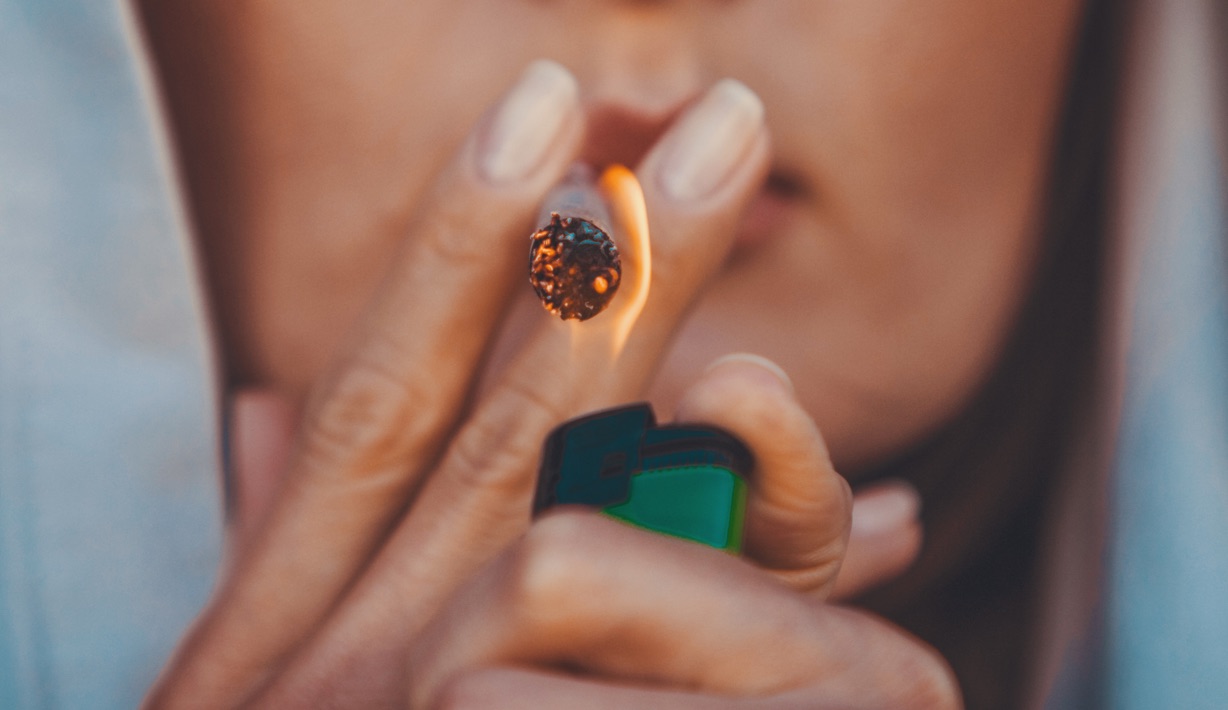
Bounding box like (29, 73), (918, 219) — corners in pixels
(528, 165), (622, 321)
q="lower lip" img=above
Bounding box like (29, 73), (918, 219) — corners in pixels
(734, 187), (797, 250)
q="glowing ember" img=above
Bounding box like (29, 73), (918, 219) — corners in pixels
(528, 213), (622, 321)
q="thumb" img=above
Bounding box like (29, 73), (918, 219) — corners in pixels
(673, 354), (852, 597)
(830, 481), (923, 601)
(225, 388), (298, 560)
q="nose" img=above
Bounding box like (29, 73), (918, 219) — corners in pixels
(560, 3), (709, 166)
(568, 3), (705, 117)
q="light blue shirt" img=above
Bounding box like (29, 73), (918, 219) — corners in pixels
(0, 1), (222, 708)
(1104, 0), (1228, 707)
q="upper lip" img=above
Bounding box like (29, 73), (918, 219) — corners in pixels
(579, 100), (684, 169)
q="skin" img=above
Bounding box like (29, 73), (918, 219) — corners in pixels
(138, 1), (1085, 707)
(146, 0), (1082, 471)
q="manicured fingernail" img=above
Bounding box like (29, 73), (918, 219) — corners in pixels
(705, 352), (793, 393)
(851, 482), (921, 538)
(481, 60), (579, 184)
(660, 79), (765, 200)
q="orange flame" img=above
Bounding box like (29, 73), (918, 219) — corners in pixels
(598, 164), (650, 357)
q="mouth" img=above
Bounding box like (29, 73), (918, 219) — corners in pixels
(579, 102), (677, 169)
(735, 168), (807, 251)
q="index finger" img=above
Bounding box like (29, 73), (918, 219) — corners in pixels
(149, 60), (583, 707)
(237, 82), (774, 707)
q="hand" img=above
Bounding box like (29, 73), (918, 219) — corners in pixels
(146, 60), (775, 707)
(146, 60), (943, 708)
(221, 377), (925, 605)
(210, 362), (938, 709)
(406, 356), (956, 709)
(409, 513), (956, 709)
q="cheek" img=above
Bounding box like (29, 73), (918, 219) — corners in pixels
(729, 0), (1082, 246)
(672, 1), (1082, 468)
(222, 2), (550, 391)
(653, 217), (1041, 473)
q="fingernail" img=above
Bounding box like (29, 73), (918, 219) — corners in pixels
(705, 352), (793, 393)
(851, 482), (922, 538)
(660, 79), (765, 201)
(480, 60), (579, 184)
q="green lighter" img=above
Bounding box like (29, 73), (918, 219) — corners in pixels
(532, 403), (752, 553)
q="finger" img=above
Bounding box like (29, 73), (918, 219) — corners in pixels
(430, 79), (771, 510)
(830, 481), (923, 601)
(395, 78), (771, 581)
(148, 60), (584, 707)
(409, 511), (961, 710)
(251, 79), (772, 707)
(433, 667), (746, 710)
(673, 353), (853, 597)
(224, 388), (297, 562)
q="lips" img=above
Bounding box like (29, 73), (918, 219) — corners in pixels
(579, 102), (677, 169)
(735, 170), (806, 250)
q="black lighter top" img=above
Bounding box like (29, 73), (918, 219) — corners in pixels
(533, 403), (752, 552)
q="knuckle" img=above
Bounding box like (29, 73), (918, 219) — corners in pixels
(495, 372), (569, 430)
(445, 426), (536, 498)
(503, 512), (601, 622)
(415, 183), (502, 268)
(443, 377), (566, 496)
(418, 211), (485, 268)
(303, 342), (449, 475)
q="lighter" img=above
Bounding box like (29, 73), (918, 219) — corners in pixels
(532, 403), (752, 553)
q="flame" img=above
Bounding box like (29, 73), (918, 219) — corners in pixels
(598, 164), (650, 357)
